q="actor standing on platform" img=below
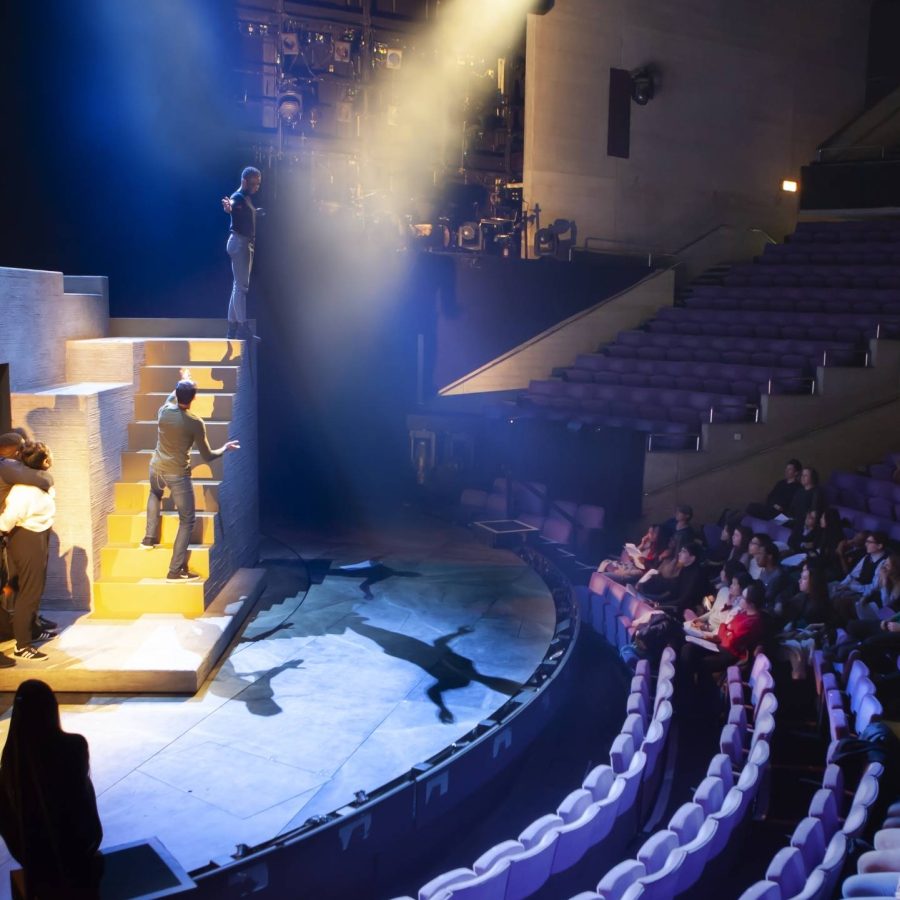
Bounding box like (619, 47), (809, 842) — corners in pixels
(221, 166), (262, 340)
(141, 370), (239, 581)
(0, 442), (57, 664)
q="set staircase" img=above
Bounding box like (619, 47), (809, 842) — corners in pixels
(92, 338), (246, 619)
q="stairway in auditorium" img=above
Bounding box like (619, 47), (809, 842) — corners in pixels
(92, 338), (242, 619)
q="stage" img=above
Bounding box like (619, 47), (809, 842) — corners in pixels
(0, 515), (556, 896)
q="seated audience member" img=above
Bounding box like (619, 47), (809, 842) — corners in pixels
(833, 553), (900, 655)
(746, 534), (766, 579)
(832, 606), (900, 673)
(781, 559), (831, 629)
(680, 579), (767, 683)
(785, 466), (825, 527)
(830, 531), (889, 622)
(685, 560), (746, 630)
(815, 507), (849, 581)
(657, 504), (700, 577)
(746, 458), (803, 520)
(787, 509), (821, 555)
(638, 539), (711, 616)
(598, 524), (662, 583)
(755, 539), (793, 621)
(0, 680), (103, 898)
(707, 524), (752, 569)
(776, 560), (830, 679)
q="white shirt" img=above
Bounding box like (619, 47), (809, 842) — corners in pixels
(0, 484), (55, 533)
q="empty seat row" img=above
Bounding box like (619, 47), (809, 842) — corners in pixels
(690, 284), (900, 303)
(738, 760), (884, 899)
(646, 314), (899, 343)
(569, 655), (776, 899)
(608, 331), (856, 367)
(684, 293), (900, 315)
(793, 219), (900, 237)
(563, 357), (808, 398)
(394, 652), (677, 900)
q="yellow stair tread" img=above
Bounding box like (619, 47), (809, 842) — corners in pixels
(94, 575), (208, 585)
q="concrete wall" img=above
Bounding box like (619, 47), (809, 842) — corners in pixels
(0, 267), (108, 390)
(441, 268), (674, 394)
(524, 0), (870, 267)
(11, 383), (132, 605)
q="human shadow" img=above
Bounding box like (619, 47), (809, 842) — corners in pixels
(216, 656), (306, 717)
(323, 557), (422, 600)
(345, 616), (521, 724)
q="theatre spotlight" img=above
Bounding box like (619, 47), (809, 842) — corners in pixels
(630, 66), (656, 105)
(459, 221), (483, 251)
(278, 92), (303, 125)
(782, 179), (798, 193)
(529, 0), (556, 13)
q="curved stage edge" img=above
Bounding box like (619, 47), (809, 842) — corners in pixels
(0, 519), (578, 900)
(186, 525), (581, 900)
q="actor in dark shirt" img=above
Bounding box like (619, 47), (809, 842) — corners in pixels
(221, 166), (262, 340)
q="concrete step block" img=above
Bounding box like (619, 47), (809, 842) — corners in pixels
(128, 420), (230, 451)
(143, 339), (244, 365)
(140, 365), (239, 393)
(114, 480), (220, 513)
(135, 392), (235, 421)
(106, 511), (217, 545)
(101, 544), (211, 579)
(120, 451), (222, 481)
(92, 577), (207, 618)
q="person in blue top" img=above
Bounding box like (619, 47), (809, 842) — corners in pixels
(221, 166), (262, 340)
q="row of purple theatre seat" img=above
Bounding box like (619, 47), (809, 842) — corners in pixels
(524, 380), (752, 429)
(760, 243), (900, 266)
(390, 640), (676, 900)
(650, 307), (900, 342)
(792, 220), (900, 240)
(691, 284), (900, 301)
(563, 357), (808, 400)
(826, 469), (900, 532)
(723, 264), (900, 288)
(605, 331), (855, 368)
(740, 654), (890, 900)
(684, 289), (900, 315)
(570, 577), (776, 899)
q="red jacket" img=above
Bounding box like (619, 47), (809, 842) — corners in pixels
(717, 612), (765, 657)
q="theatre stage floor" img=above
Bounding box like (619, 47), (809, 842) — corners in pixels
(0, 514), (556, 894)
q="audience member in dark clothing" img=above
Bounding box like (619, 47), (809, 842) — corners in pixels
(815, 508), (849, 581)
(785, 466), (825, 527)
(788, 510), (821, 556)
(655, 505), (699, 577)
(639, 540), (711, 616)
(781, 560), (831, 629)
(746, 458), (803, 520)
(0, 680), (103, 898)
(755, 541), (793, 621)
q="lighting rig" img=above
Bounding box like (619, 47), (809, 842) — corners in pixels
(233, 1), (528, 256)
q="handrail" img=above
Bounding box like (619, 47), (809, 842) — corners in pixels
(581, 223), (775, 267)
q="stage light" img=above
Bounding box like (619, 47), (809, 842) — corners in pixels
(630, 66), (656, 105)
(782, 179), (798, 192)
(278, 92), (302, 125)
(459, 222), (482, 251)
